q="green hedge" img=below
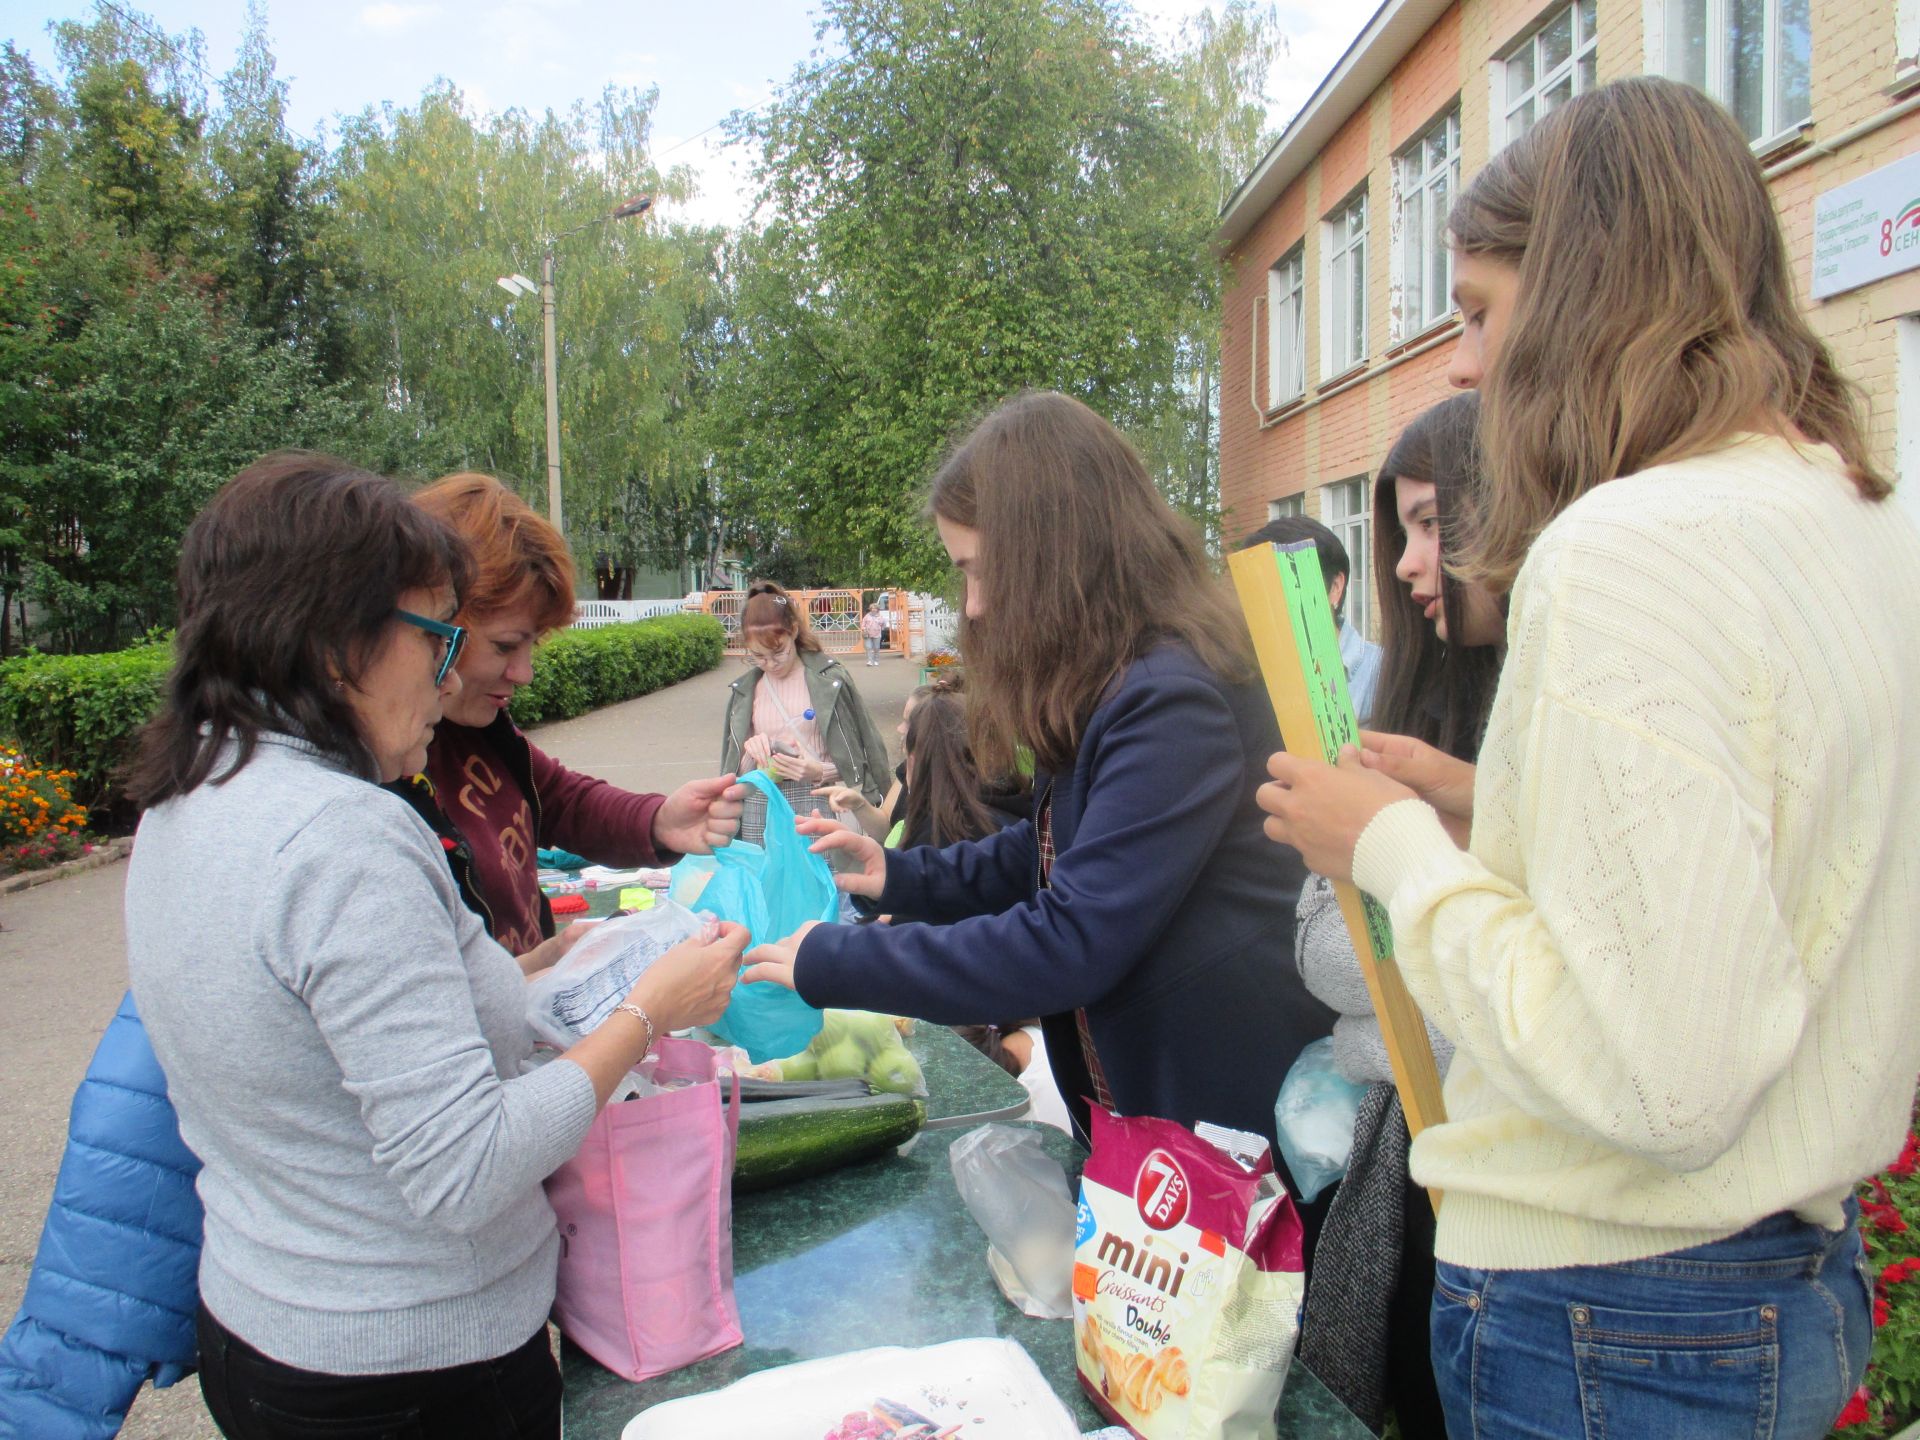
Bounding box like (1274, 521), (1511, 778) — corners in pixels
(0, 643), (172, 808)
(507, 613), (726, 727)
(0, 614), (724, 809)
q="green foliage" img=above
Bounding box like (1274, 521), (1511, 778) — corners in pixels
(710, 0), (1284, 578)
(1, 0), (1283, 650)
(507, 614), (724, 727)
(0, 8), (403, 652)
(0, 641), (170, 807)
(328, 82), (711, 574)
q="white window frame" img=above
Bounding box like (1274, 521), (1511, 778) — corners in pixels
(1496, 1), (1599, 150)
(1897, 316), (1920, 532)
(1322, 191), (1370, 379)
(1267, 494), (1305, 522)
(1394, 109), (1461, 339)
(1323, 477), (1371, 638)
(1267, 246), (1306, 408)
(1653, 0), (1812, 146)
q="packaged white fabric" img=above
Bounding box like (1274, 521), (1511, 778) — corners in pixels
(525, 904), (708, 1049)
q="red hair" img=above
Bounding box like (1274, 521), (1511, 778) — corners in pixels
(413, 473), (576, 633)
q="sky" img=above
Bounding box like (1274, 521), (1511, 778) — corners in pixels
(4, 0), (1374, 229)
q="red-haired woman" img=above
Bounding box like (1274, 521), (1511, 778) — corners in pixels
(397, 473), (745, 955)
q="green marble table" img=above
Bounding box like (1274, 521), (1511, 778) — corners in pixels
(561, 1122), (1369, 1440)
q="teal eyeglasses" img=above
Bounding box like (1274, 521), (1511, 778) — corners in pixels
(394, 609), (467, 686)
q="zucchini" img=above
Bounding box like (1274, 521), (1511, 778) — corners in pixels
(732, 1090), (927, 1192)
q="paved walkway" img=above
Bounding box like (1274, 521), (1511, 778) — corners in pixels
(0, 654), (922, 1438)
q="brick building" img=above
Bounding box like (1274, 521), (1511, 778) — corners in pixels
(1217, 0), (1920, 638)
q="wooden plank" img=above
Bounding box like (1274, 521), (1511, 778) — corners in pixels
(1229, 542), (1447, 1209)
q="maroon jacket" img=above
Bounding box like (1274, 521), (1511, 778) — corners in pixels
(416, 711), (670, 953)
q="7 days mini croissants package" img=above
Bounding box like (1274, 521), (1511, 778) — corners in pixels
(1072, 1108), (1305, 1439)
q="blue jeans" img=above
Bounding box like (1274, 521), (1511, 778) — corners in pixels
(1431, 1203), (1870, 1440)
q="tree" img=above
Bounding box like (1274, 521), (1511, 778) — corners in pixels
(329, 83), (698, 534)
(204, 0), (361, 381)
(0, 8), (399, 650)
(712, 0), (1276, 582)
(1140, 0), (1285, 534)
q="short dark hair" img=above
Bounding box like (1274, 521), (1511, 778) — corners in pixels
(1239, 515), (1351, 587)
(128, 452), (473, 807)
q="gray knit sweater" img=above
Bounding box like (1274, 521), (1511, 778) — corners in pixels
(1294, 872), (1454, 1087)
(126, 735), (599, 1375)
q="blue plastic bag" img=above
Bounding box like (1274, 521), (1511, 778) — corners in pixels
(669, 770), (835, 1061)
(1272, 1036), (1368, 1202)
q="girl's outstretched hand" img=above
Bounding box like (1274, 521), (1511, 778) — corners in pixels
(741, 921), (822, 990)
(795, 813), (887, 898)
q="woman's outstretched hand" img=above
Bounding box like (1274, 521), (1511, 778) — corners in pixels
(653, 773), (750, 854)
(741, 921), (822, 991)
(1257, 746), (1417, 883)
(1358, 730), (1476, 846)
(794, 813), (887, 898)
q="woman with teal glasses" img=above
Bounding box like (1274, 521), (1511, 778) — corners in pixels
(123, 453), (748, 1438)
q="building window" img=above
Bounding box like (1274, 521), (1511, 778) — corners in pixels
(1501, 1), (1599, 145)
(1268, 247), (1306, 407)
(1323, 477), (1371, 637)
(1662, 0), (1811, 144)
(1324, 192), (1369, 377)
(1397, 109), (1461, 336)
(1267, 494), (1305, 522)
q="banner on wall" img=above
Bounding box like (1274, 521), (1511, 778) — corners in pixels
(1812, 148), (1920, 301)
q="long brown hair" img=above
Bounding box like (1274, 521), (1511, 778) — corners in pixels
(1448, 76), (1886, 590)
(129, 453), (472, 806)
(928, 390), (1251, 775)
(901, 683), (1000, 848)
(1369, 394), (1502, 761)
(414, 472), (575, 633)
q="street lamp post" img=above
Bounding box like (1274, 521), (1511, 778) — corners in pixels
(497, 193), (653, 539)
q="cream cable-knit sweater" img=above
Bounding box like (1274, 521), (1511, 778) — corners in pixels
(1352, 433), (1920, 1271)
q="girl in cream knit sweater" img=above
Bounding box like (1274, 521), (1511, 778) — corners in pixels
(1260, 78), (1919, 1438)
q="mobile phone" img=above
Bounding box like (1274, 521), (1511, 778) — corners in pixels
(770, 740), (801, 758)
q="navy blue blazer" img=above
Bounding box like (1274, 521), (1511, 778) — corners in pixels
(798, 642), (1335, 1153)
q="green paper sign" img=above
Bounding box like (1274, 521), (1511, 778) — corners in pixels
(1271, 541), (1395, 961)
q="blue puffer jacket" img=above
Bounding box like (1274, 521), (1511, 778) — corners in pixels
(0, 993), (203, 1440)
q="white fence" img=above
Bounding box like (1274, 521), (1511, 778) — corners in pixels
(916, 595), (960, 655)
(569, 599), (688, 630)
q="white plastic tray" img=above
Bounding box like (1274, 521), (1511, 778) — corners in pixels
(619, 1337), (1083, 1440)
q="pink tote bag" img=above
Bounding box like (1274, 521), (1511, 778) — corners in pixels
(545, 1036), (744, 1381)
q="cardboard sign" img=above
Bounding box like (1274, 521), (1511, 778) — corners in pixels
(1230, 541), (1447, 1205)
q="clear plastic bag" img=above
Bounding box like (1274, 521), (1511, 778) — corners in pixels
(524, 903), (709, 1050)
(1272, 1035), (1367, 1202)
(949, 1123), (1076, 1319)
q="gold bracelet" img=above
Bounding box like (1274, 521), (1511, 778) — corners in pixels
(613, 1001), (656, 1055)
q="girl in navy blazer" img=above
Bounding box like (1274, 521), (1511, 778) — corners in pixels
(745, 391), (1335, 1243)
